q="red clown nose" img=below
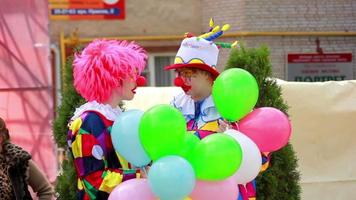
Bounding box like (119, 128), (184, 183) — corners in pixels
(174, 77), (191, 92)
(136, 76), (146, 87)
(174, 76), (184, 87)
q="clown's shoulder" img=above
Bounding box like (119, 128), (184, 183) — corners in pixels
(171, 92), (194, 110)
(170, 92), (195, 120)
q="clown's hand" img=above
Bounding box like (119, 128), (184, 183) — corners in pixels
(217, 119), (231, 133)
(140, 165), (150, 178)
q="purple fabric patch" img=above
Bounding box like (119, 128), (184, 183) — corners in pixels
(122, 173), (136, 182)
(81, 112), (89, 120)
(74, 157), (86, 177)
(96, 131), (108, 155)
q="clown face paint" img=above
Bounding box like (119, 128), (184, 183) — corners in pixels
(119, 77), (138, 100)
(176, 68), (213, 101)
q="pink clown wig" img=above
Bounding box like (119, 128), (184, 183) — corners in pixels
(73, 39), (147, 103)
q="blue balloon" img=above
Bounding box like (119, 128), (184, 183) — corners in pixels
(111, 110), (151, 167)
(148, 156), (195, 200)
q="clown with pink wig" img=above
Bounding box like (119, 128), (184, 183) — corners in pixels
(67, 39), (147, 200)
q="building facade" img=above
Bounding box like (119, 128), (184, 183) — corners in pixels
(50, 0), (356, 86)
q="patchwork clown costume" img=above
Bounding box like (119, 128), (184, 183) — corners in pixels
(166, 20), (270, 200)
(67, 39), (147, 200)
(68, 102), (140, 200)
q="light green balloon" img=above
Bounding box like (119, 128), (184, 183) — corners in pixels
(212, 68), (259, 121)
(179, 132), (200, 159)
(187, 133), (243, 181)
(139, 104), (187, 161)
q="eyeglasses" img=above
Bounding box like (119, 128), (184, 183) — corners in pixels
(178, 69), (195, 78)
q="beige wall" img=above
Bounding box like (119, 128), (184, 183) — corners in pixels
(281, 80), (356, 200)
(216, 36), (356, 79)
(51, 0), (356, 79)
(201, 0), (356, 79)
(243, 0), (355, 32)
(201, 0), (244, 32)
(201, 0), (356, 32)
(50, 0), (202, 42)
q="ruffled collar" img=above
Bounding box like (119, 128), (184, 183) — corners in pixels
(171, 92), (221, 127)
(71, 101), (122, 121)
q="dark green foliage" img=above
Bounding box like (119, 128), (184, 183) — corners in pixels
(53, 56), (85, 148)
(55, 155), (78, 200)
(53, 55), (84, 200)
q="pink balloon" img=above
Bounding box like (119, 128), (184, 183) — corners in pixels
(108, 179), (156, 200)
(239, 107), (291, 152)
(190, 177), (239, 200)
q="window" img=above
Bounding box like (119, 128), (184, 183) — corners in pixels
(143, 53), (176, 86)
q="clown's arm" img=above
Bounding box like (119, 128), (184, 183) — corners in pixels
(68, 112), (140, 198)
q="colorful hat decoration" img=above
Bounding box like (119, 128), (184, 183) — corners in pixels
(165, 18), (238, 79)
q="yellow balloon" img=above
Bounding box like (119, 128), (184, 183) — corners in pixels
(209, 18), (214, 27)
(211, 26), (220, 33)
(222, 24), (231, 31)
(231, 41), (239, 48)
(199, 26), (220, 38)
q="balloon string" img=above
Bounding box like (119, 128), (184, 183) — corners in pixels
(141, 166), (148, 177)
(235, 122), (240, 131)
(229, 121), (240, 131)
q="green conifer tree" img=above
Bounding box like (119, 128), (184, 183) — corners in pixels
(53, 55), (85, 200)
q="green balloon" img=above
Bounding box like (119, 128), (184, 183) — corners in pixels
(212, 68), (259, 121)
(187, 133), (243, 180)
(179, 132), (200, 159)
(139, 104), (187, 161)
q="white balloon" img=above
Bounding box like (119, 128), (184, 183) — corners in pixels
(224, 129), (262, 184)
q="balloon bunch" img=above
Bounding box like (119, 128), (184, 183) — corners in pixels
(108, 105), (243, 200)
(212, 68), (292, 152)
(108, 68), (291, 200)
